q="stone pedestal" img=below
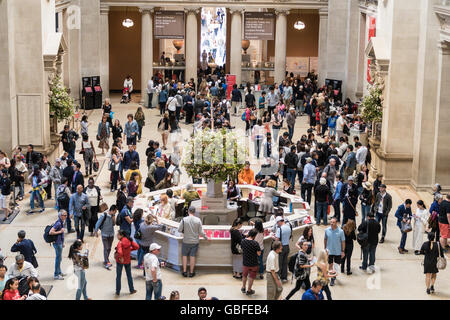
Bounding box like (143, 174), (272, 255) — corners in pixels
(202, 180), (227, 209)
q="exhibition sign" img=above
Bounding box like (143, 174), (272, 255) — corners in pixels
(244, 12), (275, 40)
(154, 11), (185, 39)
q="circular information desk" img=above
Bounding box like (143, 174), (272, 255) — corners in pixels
(131, 184), (312, 270)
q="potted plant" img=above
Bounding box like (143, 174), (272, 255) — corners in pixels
(49, 75), (75, 123)
(360, 80), (383, 139)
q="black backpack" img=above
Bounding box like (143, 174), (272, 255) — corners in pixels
(57, 189), (70, 209)
(43, 224), (58, 243)
(115, 211), (123, 226)
(357, 221), (369, 247)
(288, 253), (298, 274)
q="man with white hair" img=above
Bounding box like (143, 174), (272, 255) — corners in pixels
(49, 158), (63, 201)
(314, 177), (332, 226)
(8, 254), (38, 279)
(323, 158), (337, 194)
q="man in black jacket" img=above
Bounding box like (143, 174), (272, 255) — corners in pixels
(231, 84), (242, 115)
(71, 163), (84, 193)
(25, 144), (41, 170)
(284, 146), (298, 193)
(62, 158), (74, 184)
(340, 176), (359, 225)
(358, 213), (381, 273)
(60, 125), (79, 160)
(371, 184), (392, 243)
(314, 177), (332, 226)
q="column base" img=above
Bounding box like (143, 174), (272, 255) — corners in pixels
(371, 144), (413, 185)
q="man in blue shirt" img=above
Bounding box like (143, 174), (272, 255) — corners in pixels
(158, 88), (168, 116)
(120, 197), (134, 236)
(275, 216), (292, 282)
(394, 199), (412, 254)
(258, 91), (267, 119)
(49, 210), (68, 280)
(333, 175), (344, 223)
(11, 230), (37, 265)
(123, 145), (140, 171)
(324, 217), (345, 286)
(123, 114), (139, 146)
(301, 157), (316, 205)
(302, 280), (324, 300)
(69, 185), (90, 242)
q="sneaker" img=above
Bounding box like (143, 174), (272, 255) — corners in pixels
(130, 290), (137, 294)
(241, 287), (246, 293)
(281, 279), (288, 283)
(430, 285), (435, 293)
(379, 237), (385, 244)
(39, 208), (45, 213)
(27, 210), (35, 215)
(2, 217), (7, 221)
(60, 273), (67, 277)
(68, 229), (76, 234)
(259, 274), (264, 280)
(359, 266), (366, 272)
(54, 275), (64, 280)
(246, 290), (255, 296)
(347, 271), (352, 275)
(182, 272), (188, 277)
(426, 288), (431, 294)
(189, 272), (196, 277)
(104, 264), (111, 270)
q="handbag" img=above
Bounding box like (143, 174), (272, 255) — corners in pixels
(96, 135), (100, 141)
(93, 159), (99, 172)
(437, 241), (447, 270)
(346, 195), (359, 217)
(401, 215), (412, 233)
(108, 159), (116, 171)
(82, 208), (90, 221)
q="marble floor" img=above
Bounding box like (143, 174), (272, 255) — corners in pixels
(0, 94), (448, 300)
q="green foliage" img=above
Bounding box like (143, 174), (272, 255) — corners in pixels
(361, 82), (383, 123)
(182, 129), (248, 182)
(49, 75), (74, 122)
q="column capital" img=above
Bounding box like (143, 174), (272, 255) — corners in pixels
(438, 40), (450, 55)
(275, 9), (290, 16)
(139, 7), (154, 15)
(229, 8), (244, 15)
(318, 8), (328, 17)
(100, 5), (110, 15)
(184, 7), (200, 15)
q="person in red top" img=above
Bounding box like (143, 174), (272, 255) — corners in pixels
(2, 278), (26, 300)
(115, 230), (139, 296)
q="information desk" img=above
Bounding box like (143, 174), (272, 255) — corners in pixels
(132, 184), (311, 269)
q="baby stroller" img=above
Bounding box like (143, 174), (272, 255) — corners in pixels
(120, 87), (130, 104)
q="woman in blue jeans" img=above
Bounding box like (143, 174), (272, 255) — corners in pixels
(68, 239), (91, 300)
(115, 230), (139, 296)
(359, 182), (374, 222)
(27, 167), (45, 214)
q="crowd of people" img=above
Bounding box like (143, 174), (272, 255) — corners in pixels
(0, 71), (448, 301)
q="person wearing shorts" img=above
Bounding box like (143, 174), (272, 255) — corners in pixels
(241, 229), (261, 296)
(0, 169), (12, 222)
(324, 217), (345, 286)
(177, 207), (209, 278)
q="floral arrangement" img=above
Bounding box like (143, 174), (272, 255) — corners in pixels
(360, 80), (383, 123)
(182, 129), (247, 182)
(49, 75), (75, 121)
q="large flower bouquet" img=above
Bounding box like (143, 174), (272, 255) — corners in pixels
(49, 75), (75, 121)
(182, 129), (248, 182)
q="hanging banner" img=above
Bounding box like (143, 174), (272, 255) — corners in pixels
(154, 11), (185, 39)
(367, 16), (376, 84)
(244, 12), (275, 40)
(226, 74), (236, 100)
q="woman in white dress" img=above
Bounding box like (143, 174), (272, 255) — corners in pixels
(413, 200), (429, 255)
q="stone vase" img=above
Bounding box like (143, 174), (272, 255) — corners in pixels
(206, 179), (224, 198)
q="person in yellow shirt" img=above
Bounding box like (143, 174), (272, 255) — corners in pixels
(125, 161), (142, 194)
(238, 161), (255, 185)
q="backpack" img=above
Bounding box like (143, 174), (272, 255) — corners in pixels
(241, 112), (246, 121)
(115, 211), (123, 226)
(288, 253), (298, 274)
(57, 189), (70, 209)
(356, 221), (369, 247)
(43, 224), (58, 244)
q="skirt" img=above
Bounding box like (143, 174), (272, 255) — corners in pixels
(232, 254), (243, 273)
(98, 138), (109, 150)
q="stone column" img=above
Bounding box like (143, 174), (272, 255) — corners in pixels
(344, 0), (360, 101)
(432, 41), (450, 189)
(140, 7), (154, 105)
(318, 8), (328, 87)
(185, 8), (199, 84)
(100, 5), (109, 99)
(80, 0), (100, 78)
(411, 0), (441, 190)
(274, 9), (289, 84)
(230, 8), (242, 86)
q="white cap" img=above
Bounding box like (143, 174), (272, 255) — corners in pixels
(150, 243), (162, 251)
(275, 216), (284, 223)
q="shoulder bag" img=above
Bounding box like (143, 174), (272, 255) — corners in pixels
(437, 241), (447, 270)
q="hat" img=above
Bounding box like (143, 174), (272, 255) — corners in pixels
(290, 107), (295, 111)
(348, 176), (354, 181)
(275, 216), (284, 223)
(306, 157), (312, 163)
(150, 243), (161, 251)
(380, 184), (387, 188)
(55, 158), (61, 163)
(363, 181), (372, 190)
